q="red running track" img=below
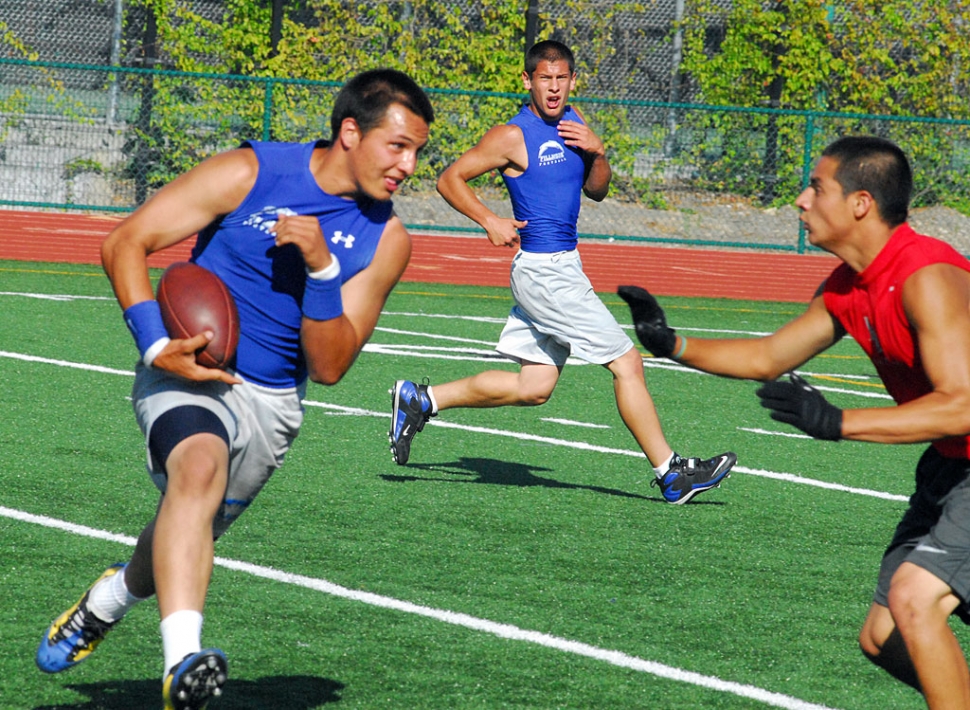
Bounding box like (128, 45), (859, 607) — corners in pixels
(0, 210), (838, 303)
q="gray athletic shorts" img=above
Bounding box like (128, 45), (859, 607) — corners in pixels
(132, 364), (304, 537)
(498, 249), (634, 367)
(874, 446), (970, 623)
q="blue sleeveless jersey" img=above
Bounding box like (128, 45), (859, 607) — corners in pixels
(191, 140), (392, 389)
(501, 105), (587, 252)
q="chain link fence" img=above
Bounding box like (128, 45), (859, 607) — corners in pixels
(3, 1), (970, 253)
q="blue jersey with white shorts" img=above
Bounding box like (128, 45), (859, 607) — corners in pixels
(501, 104), (586, 253)
(493, 106), (632, 367)
(136, 140), (393, 531)
(191, 140), (392, 388)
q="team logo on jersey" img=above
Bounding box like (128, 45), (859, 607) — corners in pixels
(331, 230), (356, 248)
(244, 206), (298, 234)
(537, 140), (567, 166)
(244, 208), (355, 249)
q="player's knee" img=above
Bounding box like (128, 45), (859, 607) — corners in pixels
(609, 348), (647, 379)
(858, 624), (881, 661)
(886, 578), (936, 634)
(516, 380), (555, 406)
(522, 392), (551, 406)
(149, 405), (230, 486)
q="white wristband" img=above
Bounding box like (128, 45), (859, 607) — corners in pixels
(143, 337), (171, 368)
(307, 255), (341, 281)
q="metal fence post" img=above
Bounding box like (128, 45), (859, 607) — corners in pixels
(263, 78), (274, 141)
(797, 113), (816, 254)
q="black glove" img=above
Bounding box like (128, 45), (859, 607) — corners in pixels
(755, 372), (842, 441)
(617, 285), (677, 358)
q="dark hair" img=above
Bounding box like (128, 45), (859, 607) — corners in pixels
(821, 136), (912, 226)
(330, 68), (434, 139)
(525, 40), (575, 76)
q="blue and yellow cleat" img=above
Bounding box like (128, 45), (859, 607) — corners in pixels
(651, 452), (736, 504)
(163, 648), (228, 710)
(36, 563), (125, 673)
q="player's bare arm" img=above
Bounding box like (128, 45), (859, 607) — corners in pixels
(101, 148), (256, 385)
(300, 216), (411, 385)
(560, 109), (611, 201)
(102, 148), (258, 309)
(841, 264), (970, 444)
(437, 124), (528, 248)
(679, 293), (839, 380)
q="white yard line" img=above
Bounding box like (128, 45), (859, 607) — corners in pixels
(1, 505), (839, 710)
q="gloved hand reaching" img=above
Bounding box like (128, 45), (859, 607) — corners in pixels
(617, 285), (678, 359)
(755, 372), (843, 441)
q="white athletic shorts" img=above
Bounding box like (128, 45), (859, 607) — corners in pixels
(132, 364), (304, 537)
(498, 249), (634, 367)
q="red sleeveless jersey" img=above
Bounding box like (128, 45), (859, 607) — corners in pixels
(823, 224), (970, 458)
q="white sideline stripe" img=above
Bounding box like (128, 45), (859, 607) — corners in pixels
(364, 343), (590, 366)
(374, 326), (497, 346)
(541, 417), (611, 429)
(0, 291), (114, 302)
(740, 426), (812, 440)
(0, 504), (837, 710)
(738, 468), (908, 502)
(0, 350), (134, 376)
(383, 310), (507, 325)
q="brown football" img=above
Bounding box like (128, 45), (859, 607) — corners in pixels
(156, 262), (239, 369)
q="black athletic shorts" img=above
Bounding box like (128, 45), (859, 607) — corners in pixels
(875, 446), (970, 624)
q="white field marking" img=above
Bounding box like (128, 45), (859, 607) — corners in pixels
(374, 326), (497, 346)
(794, 371), (873, 381)
(636, 358), (889, 398)
(0, 291), (114, 301)
(372, 343), (499, 355)
(739, 427), (812, 440)
(0, 350), (133, 376)
(365, 344), (519, 364)
(541, 417), (611, 429)
(383, 310), (507, 325)
(363, 343), (591, 366)
(812, 383), (890, 400)
(0, 504), (839, 710)
(737, 468), (908, 503)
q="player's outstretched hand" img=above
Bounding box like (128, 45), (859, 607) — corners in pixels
(617, 285), (677, 358)
(755, 372), (842, 441)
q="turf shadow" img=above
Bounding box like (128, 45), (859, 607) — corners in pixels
(33, 674), (343, 709)
(380, 455), (721, 504)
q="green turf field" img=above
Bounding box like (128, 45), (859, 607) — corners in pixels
(0, 259), (953, 709)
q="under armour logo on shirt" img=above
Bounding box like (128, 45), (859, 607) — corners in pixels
(331, 230), (356, 248)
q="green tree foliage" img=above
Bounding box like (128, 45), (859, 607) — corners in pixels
(111, 1), (970, 210)
(677, 0), (970, 209)
(125, 0), (530, 189)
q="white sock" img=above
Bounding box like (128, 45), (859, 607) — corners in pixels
(160, 609), (203, 680)
(426, 385), (439, 415)
(87, 566), (146, 623)
(652, 451), (675, 478)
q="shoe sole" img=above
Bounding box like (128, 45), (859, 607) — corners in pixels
(163, 648), (228, 710)
(388, 380), (411, 465)
(666, 454), (737, 505)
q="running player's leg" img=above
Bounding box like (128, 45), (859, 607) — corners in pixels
(606, 346), (671, 466)
(152, 430), (229, 619)
(432, 361), (561, 409)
